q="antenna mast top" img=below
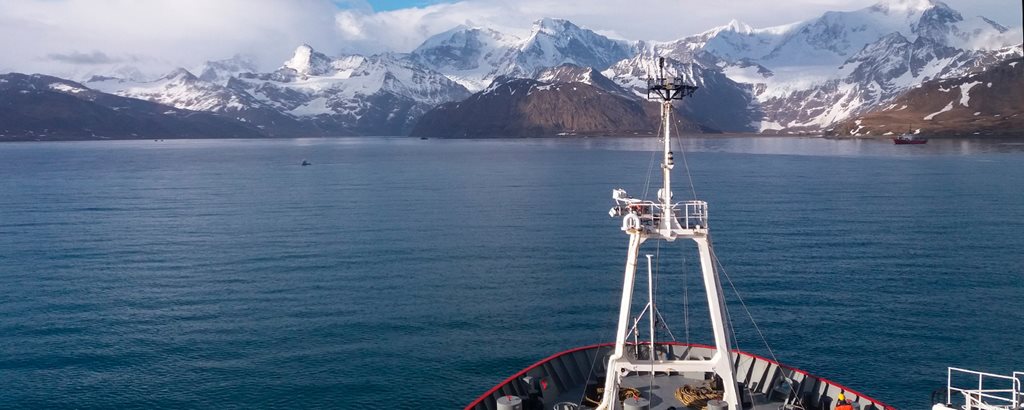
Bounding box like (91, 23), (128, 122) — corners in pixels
(647, 57), (698, 101)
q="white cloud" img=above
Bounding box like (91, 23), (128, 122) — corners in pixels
(0, 0), (1019, 80)
(329, 0), (1022, 54)
(0, 0), (344, 79)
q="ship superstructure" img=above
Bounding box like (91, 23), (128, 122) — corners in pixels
(466, 59), (895, 410)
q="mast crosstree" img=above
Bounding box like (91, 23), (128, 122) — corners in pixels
(598, 58), (741, 410)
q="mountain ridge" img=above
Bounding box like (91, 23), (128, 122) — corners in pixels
(3, 0), (1021, 140)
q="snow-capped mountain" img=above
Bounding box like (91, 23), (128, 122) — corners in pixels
(0, 73), (264, 141)
(85, 67), (314, 136)
(88, 67), (263, 113)
(410, 0), (1018, 134)
(410, 66), (708, 138)
(602, 52), (762, 132)
(229, 46), (470, 135)
(413, 18), (636, 92)
(196, 55), (259, 85)
(282, 44), (335, 77)
(78, 44), (470, 136)
(831, 57), (1024, 136)
(410, 25), (520, 91)
(514, 19), (636, 79)
(659, 0), (1021, 131)
(670, 0), (1015, 67)
(7, 0), (1021, 139)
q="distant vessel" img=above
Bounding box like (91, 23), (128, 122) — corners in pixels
(931, 367), (1022, 410)
(893, 129), (927, 144)
(467, 58), (893, 410)
(301, 160), (311, 166)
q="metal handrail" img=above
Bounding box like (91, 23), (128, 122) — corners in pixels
(1016, 372), (1024, 408)
(617, 200), (708, 229)
(946, 367), (1022, 409)
(681, 200), (708, 228)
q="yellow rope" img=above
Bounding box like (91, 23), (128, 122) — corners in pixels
(583, 387), (642, 406)
(674, 384), (724, 410)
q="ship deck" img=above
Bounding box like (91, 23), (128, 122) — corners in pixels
(466, 342), (893, 410)
(552, 373), (781, 410)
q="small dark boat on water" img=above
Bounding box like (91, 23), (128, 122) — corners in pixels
(301, 160), (311, 166)
(893, 134), (927, 144)
(893, 127), (927, 144)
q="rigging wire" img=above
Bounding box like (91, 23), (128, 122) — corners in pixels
(646, 241), (677, 343)
(668, 107), (795, 399)
(710, 240), (802, 401)
(576, 300), (615, 407)
(641, 123), (662, 200)
(654, 239), (661, 341)
(672, 115), (699, 201)
(708, 238), (786, 371)
(680, 243), (690, 346)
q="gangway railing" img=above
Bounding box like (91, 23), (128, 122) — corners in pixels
(944, 367), (1022, 410)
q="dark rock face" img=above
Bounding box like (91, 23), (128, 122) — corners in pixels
(829, 58), (1024, 136)
(0, 74), (264, 141)
(410, 72), (709, 138)
(674, 67), (760, 133)
(603, 55), (761, 133)
(535, 64), (632, 98)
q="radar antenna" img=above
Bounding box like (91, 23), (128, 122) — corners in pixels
(647, 57), (698, 101)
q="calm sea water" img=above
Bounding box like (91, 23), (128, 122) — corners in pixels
(1, 137), (1022, 409)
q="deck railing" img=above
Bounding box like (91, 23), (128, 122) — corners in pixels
(681, 200), (708, 229)
(621, 200), (708, 229)
(945, 367), (1022, 410)
(466, 342), (895, 410)
(1016, 372), (1024, 408)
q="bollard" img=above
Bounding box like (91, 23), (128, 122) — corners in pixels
(622, 396), (650, 410)
(496, 395), (522, 410)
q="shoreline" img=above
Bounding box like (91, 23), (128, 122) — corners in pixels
(2, 132), (1023, 143)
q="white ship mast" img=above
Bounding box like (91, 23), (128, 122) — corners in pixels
(598, 58), (741, 410)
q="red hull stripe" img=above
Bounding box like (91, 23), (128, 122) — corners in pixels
(464, 342), (895, 410)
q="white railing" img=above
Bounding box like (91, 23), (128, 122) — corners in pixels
(945, 367), (1022, 410)
(628, 200), (707, 230)
(1016, 372), (1024, 408)
(681, 200), (708, 229)
(611, 190), (708, 233)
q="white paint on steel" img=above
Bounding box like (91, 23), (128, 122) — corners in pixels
(599, 95), (741, 410)
(597, 232), (643, 410)
(646, 254), (656, 364)
(696, 236), (741, 407)
(660, 101), (674, 232)
(943, 367), (1023, 410)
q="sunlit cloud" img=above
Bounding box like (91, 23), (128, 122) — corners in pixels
(0, 0), (1018, 79)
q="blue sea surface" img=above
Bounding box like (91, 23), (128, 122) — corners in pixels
(1, 137), (1022, 409)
